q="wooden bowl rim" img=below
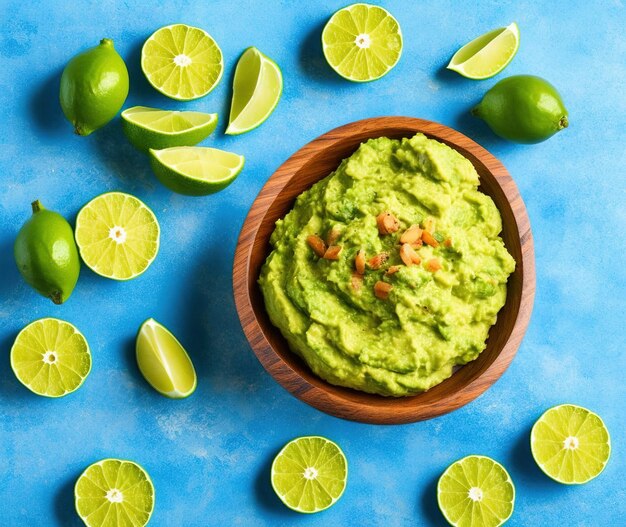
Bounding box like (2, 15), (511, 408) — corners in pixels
(233, 117), (535, 424)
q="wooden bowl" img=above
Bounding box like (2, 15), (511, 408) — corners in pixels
(233, 117), (535, 424)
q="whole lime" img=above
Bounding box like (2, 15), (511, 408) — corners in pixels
(14, 201), (80, 304)
(472, 75), (568, 144)
(59, 38), (129, 136)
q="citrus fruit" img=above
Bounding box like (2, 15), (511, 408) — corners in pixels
(472, 75), (569, 143)
(10, 318), (91, 397)
(322, 3), (402, 82)
(136, 318), (197, 398)
(271, 436), (348, 514)
(437, 455), (515, 527)
(14, 200), (80, 304)
(225, 47), (283, 135)
(121, 106), (218, 152)
(75, 192), (160, 280)
(447, 22), (520, 80)
(75, 458), (154, 527)
(60, 38), (129, 136)
(149, 146), (244, 196)
(531, 404), (611, 484)
(141, 24), (223, 100)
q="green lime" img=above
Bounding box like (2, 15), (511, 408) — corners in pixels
(271, 436), (348, 514)
(75, 192), (160, 280)
(10, 318), (91, 397)
(14, 200), (80, 304)
(60, 38), (129, 136)
(136, 318), (197, 398)
(437, 455), (515, 527)
(531, 404), (611, 484)
(226, 47), (283, 135)
(75, 458), (155, 527)
(322, 3), (402, 82)
(141, 24), (223, 100)
(149, 146), (244, 196)
(472, 75), (569, 143)
(121, 106), (218, 153)
(447, 23), (519, 80)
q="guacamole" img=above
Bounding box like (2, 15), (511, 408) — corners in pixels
(259, 133), (515, 397)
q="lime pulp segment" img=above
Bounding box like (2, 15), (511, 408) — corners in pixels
(437, 455), (515, 527)
(75, 458), (154, 527)
(75, 192), (160, 280)
(136, 318), (197, 398)
(447, 23), (519, 79)
(322, 3), (403, 82)
(226, 47), (283, 135)
(271, 436), (348, 513)
(141, 24), (223, 100)
(10, 318), (91, 397)
(531, 404), (611, 484)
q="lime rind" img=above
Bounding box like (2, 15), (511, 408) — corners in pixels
(271, 436), (348, 514)
(530, 404), (611, 485)
(10, 317), (91, 398)
(74, 458), (155, 527)
(437, 455), (515, 527)
(226, 47), (283, 135)
(136, 318), (197, 399)
(321, 3), (403, 83)
(447, 22), (519, 80)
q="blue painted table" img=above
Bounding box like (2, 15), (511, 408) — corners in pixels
(1, 1), (624, 525)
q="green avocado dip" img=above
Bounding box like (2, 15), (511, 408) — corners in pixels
(259, 133), (515, 397)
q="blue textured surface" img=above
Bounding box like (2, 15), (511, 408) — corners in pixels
(1, 1), (624, 525)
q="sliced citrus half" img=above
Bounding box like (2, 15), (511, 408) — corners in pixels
(530, 404), (611, 484)
(271, 436), (348, 514)
(75, 458), (154, 527)
(226, 47), (282, 135)
(149, 146), (244, 196)
(141, 23), (223, 100)
(75, 192), (160, 280)
(121, 106), (218, 152)
(10, 318), (91, 397)
(447, 23), (519, 80)
(136, 318), (197, 398)
(437, 455), (515, 527)
(322, 3), (403, 82)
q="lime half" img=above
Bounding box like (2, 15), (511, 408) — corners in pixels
(226, 47), (283, 135)
(136, 318), (197, 398)
(75, 458), (154, 527)
(122, 106), (218, 152)
(531, 404), (611, 484)
(10, 318), (91, 397)
(149, 146), (244, 196)
(447, 23), (519, 80)
(437, 455), (515, 527)
(271, 436), (348, 514)
(322, 3), (402, 82)
(141, 24), (223, 100)
(75, 192), (160, 280)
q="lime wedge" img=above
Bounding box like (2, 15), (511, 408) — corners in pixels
(225, 47), (283, 135)
(136, 318), (197, 398)
(75, 458), (154, 527)
(121, 106), (218, 152)
(75, 192), (160, 280)
(271, 436), (348, 514)
(10, 318), (91, 397)
(149, 146), (244, 196)
(531, 404), (611, 484)
(447, 23), (519, 80)
(141, 24), (223, 100)
(322, 3), (403, 82)
(437, 455), (515, 527)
